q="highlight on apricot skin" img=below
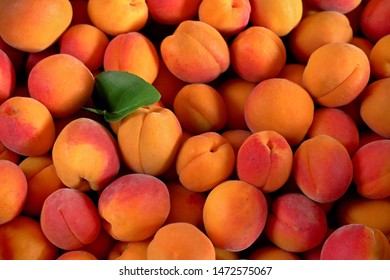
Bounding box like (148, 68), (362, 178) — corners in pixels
(203, 180), (268, 252)
(147, 222), (216, 260)
(0, 0), (73, 53)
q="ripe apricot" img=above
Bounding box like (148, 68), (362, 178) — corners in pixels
(147, 223), (215, 260)
(244, 78), (314, 146)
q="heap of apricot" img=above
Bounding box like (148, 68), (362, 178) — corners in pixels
(0, 0), (389, 260)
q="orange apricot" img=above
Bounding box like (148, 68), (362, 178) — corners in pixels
(250, 0), (303, 36)
(173, 83), (228, 134)
(28, 53), (95, 118)
(244, 78), (314, 146)
(203, 180), (268, 252)
(0, 96), (56, 156)
(0, 0), (72, 52)
(160, 20), (230, 83)
(302, 42), (370, 107)
(176, 132), (235, 192)
(87, 0), (148, 36)
(230, 26), (286, 83)
(147, 222), (215, 260)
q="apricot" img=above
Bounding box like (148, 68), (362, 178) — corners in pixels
(57, 250), (97, 260)
(173, 83), (228, 134)
(117, 106), (182, 176)
(25, 44), (59, 77)
(230, 26), (286, 83)
(52, 118), (121, 192)
(221, 129), (252, 156)
(305, 0), (362, 14)
(80, 228), (116, 260)
(0, 160), (27, 225)
(352, 140), (390, 199)
(108, 239), (151, 260)
(302, 42), (370, 107)
(28, 53), (95, 118)
(244, 78), (314, 146)
(349, 36), (374, 58)
(98, 174), (170, 242)
(218, 78), (255, 130)
(59, 24), (109, 72)
(19, 155), (65, 217)
(0, 96), (56, 157)
(276, 63), (305, 87)
(152, 59), (187, 109)
(0, 49), (15, 104)
(215, 248), (240, 260)
(0, 36), (27, 76)
(0, 216), (58, 260)
(103, 32), (159, 84)
(248, 246), (300, 260)
(147, 0), (202, 25)
(360, 0), (390, 43)
(0, 141), (20, 164)
(198, 0), (251, 36)
(320, 224), (390, 259)
(203, 180), (268, 252)
(293, 135), (353, 203)
(147, 222), (215, 260)
(307, 107), (360, 156)
(360, 78), (390, 138)
(0, 0), (72, 52)
(265, 193), (328, 252)
(288, 11), (353, 63)
(165, 181), (206, 229)
(337, 192), (390, 236)
(40, 188), (101, 251)
(369, 34), (390, 79)
(87, 0), (148, 36)
(250, 0), (303, 36)
(160, 20), (230, 83)
(176, 132), (235, 192)
(236, 130), (293, 193)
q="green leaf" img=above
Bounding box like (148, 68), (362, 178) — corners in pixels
(83, 71), (161, 122)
